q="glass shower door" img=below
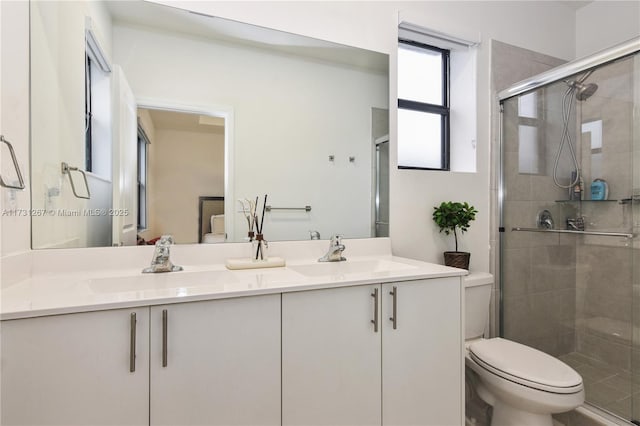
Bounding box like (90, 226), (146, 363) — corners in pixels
(500, 51), (640, 423)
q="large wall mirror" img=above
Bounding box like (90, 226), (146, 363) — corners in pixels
(30, 0), (389, 249)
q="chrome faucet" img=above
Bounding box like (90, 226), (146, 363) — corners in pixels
(318, 234), (346, 262)
(309, 230), (321, 240)
(142, 235), (184, 273)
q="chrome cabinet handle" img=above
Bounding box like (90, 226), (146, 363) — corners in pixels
(0, 135), (25, 190)
(371, 288), (379, 333)
(129, 312), (137, 372)
(389, 286), (397, 330)
(162, 309), (168, 367)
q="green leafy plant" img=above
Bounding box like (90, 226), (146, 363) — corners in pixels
(432, 201), (478, 252)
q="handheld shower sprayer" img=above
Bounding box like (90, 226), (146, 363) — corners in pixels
(551, 70), (599, 189)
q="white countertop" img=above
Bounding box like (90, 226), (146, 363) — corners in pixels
(1, 238), (466, 320)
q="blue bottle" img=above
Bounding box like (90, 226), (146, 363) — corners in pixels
(590, 179), (608, 200)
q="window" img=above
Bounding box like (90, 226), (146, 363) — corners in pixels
(137, 123), (150, 231)
(397, 40), (450, 170)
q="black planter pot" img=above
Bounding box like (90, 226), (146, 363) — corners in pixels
(443, 251), (470, 270)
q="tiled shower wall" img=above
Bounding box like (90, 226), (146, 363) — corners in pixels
(500, 82), (579, 356)
(489, 40), (566, 341)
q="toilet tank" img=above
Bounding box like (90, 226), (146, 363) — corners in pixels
(464, 273), (494, 340)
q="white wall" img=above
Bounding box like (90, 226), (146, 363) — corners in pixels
(113, 23), (387, 242)
(1, 1), (30, 256)
(576, 1), (640, 58)
(0, 0), (3, 287)
(391, 2), (575, 271)
(29, 1), (114, 249)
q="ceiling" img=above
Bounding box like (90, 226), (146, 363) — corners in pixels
(142, 108), (225, 135)
(106, 1), (388, 74)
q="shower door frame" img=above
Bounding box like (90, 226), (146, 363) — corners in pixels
(497, 38), (640, 101)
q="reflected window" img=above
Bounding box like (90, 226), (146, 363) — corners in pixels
(517, 91), (543, 174)
(582, 120), (603, 178)
(518, 92), (537, 119)
(84, 55), (93, 171)
(84, 28), (112, 177)
(518, 125), (539, 174)
(397, 40), (449, 170)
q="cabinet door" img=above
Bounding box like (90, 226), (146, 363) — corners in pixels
(1, 308), (150, 426)
(282, 284), (381, 426)
(382, 278), (462, 426)
(150, 294), (281, 426)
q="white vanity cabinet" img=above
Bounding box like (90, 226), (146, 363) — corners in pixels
(149, 294), (281, 426)
(0, 307), (150, 426)
(0, 268), (463, 426)
(282, 277), (462, 426)
(1, 294), (281, 426)
(381, 278), (462, 426)
(282, 283), (382, 425)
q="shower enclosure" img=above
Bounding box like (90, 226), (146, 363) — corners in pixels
(499, 38), (640, 423)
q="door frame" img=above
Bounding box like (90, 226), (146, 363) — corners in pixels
(135, 98), (235, 242)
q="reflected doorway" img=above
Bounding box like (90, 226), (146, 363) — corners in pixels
(136, 108), (225, 245)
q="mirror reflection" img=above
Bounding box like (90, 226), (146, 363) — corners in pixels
(30, 0), (389, 248)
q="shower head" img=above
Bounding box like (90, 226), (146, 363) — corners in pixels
(574, 81), (598, 101)
(568, 80), (598, 101)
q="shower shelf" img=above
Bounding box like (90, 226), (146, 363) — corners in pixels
(618, 197), (640, 205)
(511, 227), (633, 238)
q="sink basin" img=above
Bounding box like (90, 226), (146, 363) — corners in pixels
(288, 259), (416, 278)
(88, 269), (238, 293)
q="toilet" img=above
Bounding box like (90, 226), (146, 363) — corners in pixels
(464, 273), (584, 426)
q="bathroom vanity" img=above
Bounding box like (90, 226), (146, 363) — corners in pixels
(0, 239), (466, 426)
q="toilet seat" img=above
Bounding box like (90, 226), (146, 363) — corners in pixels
(469, 338), (583, 395)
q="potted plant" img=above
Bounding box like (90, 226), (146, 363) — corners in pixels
(432, 201), (478, 270)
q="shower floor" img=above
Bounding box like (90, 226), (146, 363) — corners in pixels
(558, 351), (639, 421)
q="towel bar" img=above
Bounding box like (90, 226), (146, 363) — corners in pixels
(265, 205), (311, 212)
(511, 227), (632, 238)
(61, 162), (91, 199)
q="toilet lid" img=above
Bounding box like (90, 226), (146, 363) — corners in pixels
(469, 338), (583, 394)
